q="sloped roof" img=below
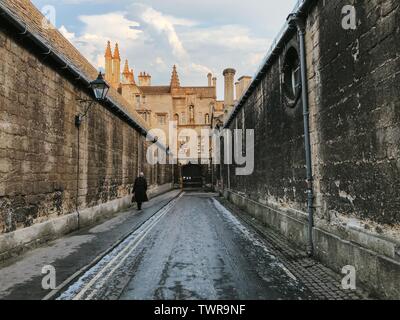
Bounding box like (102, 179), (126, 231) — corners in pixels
(0, 0), (149, 130)
(223, 0), (315, 128)
(139, 86), (171, 95)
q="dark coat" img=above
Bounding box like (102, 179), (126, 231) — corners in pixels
(133, 176), (148, 203)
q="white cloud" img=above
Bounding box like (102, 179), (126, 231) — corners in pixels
(59, 25), (75, 42)
(79, 12), (141, 42)
(150, 56), (168, 72)
(57, 13), (142, 69)
(181, 25), (269, 50)
(140, 6), (188, 60)
(155, 57), (164, 65)
(43, 0), (297, 98)
(127, 4), (212, 84)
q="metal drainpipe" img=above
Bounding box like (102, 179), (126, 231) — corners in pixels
(288, 13), (314, 256)
(76, 124), (81, 229)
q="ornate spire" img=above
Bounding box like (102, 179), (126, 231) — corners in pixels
(113, 43), (121, 60)
(123, 59), (130, 74)
(105, 41), (112, 59)
(122, 59), (135, 84)
(170, 65), (180, 88)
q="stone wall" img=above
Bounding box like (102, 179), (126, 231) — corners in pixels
(310, 0), (400, 225)
(220, 0), (400, 298)
(226, 36), (307, 213)
(0, 23), (172, 236)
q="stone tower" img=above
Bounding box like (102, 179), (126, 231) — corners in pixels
(104, 41), (113, 84)
(223, 68), (236, 116)
(207, 73), (212, 87)
(112, 43), (121, 88)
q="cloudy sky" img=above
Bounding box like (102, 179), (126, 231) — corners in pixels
(32, 0), (297, 99)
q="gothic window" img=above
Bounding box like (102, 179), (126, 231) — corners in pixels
(174, 113), (179, 124)
(189, 105), (195, 123)
(139, 111), (149, 122)
(157, 114), (167, 125)
(205, 113), (210, 124)
(198, 136), (206, 154)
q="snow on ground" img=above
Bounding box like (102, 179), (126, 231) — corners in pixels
(211, 198), (298, 282)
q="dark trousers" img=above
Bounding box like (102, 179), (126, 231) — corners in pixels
(137, 202), (142, 210)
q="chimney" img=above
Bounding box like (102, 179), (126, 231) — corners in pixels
(235, 82), (240, 101)
(207, 73), (212, 87)
(138, 72), (151, 86)
(212, 77), (217, 87)
(237, 76), (252, 100)
(223, 68), (236, 110)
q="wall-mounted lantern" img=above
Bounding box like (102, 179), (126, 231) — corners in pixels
(75, 72), (110, 127)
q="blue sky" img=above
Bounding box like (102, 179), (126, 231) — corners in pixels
(32, 0), (297, 99)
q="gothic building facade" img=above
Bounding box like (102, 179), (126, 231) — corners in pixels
(103, 41), (252, 160)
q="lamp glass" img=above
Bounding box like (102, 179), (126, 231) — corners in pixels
(90, 72), (110, 101)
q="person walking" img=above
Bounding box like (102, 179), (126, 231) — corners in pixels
(132, 172), (148, 211)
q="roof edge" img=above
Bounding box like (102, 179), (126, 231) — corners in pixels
(223, 0), (317, 129)
(0, 2), (169, 153)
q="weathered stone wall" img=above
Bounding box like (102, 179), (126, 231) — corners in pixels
(227, 37), (307, 212)
(220, 0), (400, 298)
(0, 24), (172, 235)
(309, 0), (400, 225)
(224, 0), (399, 232)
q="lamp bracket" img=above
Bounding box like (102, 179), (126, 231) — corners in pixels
(75, 99), (95, 128)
